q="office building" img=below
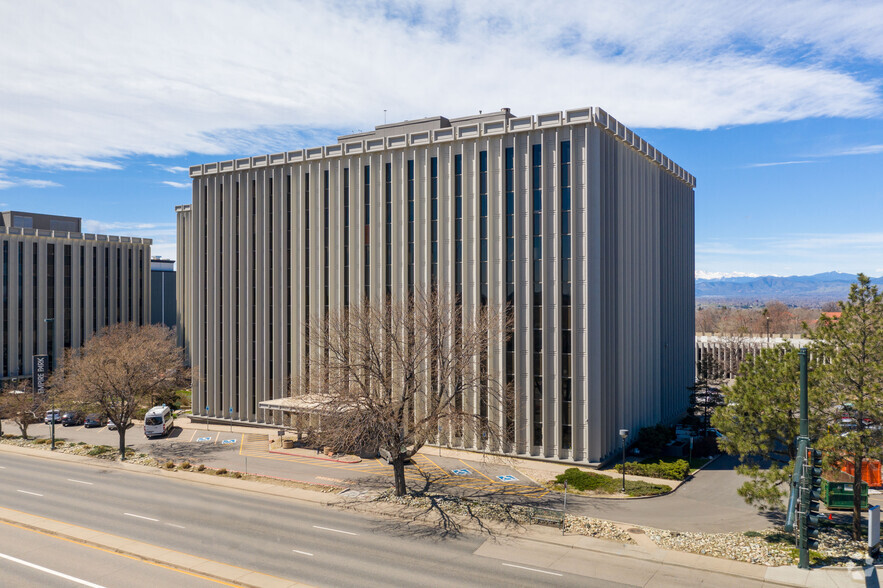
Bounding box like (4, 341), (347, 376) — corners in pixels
(150, 257), (176, 329)
(0, 211), (152, 378)
(178, 107), (695, 463)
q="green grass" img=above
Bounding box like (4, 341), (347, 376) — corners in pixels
(551, 468), (670, 497)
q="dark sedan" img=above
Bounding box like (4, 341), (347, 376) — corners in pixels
(84, 413), (107, 428)
(61, 411), (85, 426)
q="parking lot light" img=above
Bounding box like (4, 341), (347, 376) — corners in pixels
(619, 429), (629, 493)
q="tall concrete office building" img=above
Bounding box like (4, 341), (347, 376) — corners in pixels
(0, 211), (152, 379)
(178, 107), (695, 463)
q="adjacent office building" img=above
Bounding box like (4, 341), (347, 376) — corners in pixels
(150, 256), (176, 329)
(0, 211), (152, 379)
(177, 107), (695, 463)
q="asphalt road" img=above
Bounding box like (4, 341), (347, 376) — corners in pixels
(0, 451), (614, 587)
(0, 520), (222, 587)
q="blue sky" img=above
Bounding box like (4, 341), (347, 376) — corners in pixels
(0, 1), (881, 277)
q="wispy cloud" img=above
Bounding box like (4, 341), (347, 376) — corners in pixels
(829, 144), (883, 156)
(0, 1), (880, 168)
(149, 164), (190, 174)
(82, 220), (175, 239)
(698, 232), (883, 275)
(0, 175), (62, 190)
(744, 160), (815, 168)
(161, 181), (190, 189)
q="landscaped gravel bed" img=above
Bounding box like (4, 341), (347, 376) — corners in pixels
(1, 435), (158, 465)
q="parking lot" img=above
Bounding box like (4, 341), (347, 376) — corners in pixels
(3, 419), (548, 500)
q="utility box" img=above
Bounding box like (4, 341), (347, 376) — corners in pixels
(822, 471), (868, 510)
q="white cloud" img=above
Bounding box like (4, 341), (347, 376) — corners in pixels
(744, 160), (815, 168)
(0, 174), (62, 189)
(831, 144), (883, 156)
(696, 270), (762, 279)
(698, 232), (883, 275)
(82, 219), (175, 237)
(0, 1), (880, 169)
(161, 181), (190, 189)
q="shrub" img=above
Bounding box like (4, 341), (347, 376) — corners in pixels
(181, 461), (191, 469)
(55, 440), (65, 446)
(88, 445), (112, 456)
(623, 481), (670, 497)
(216, 468), (227, 475)
(35, 438), (50, 445)
(614, 459), (690, 480)
(164, 461), (175, 469)
(197, 464), (205, 471)
(554, 468), (609, 491)
(635, 425), (675, 455)
(233, 472), (242, 478)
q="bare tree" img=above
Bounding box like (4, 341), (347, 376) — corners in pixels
(0, 382), (44, 439)
(295, 290), (506, 496)
(54, 324), (185, 459)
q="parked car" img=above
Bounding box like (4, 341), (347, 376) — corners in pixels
(61, 411), (85, 426)
(107, 418), (119, 430)
(84, 413), (107, 428)
(44, 409), (61, 424)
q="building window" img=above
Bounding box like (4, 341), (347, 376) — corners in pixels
(251, 178), (257, 414)
(304, 172), (310, 391)
(342, 167), (350, 308)
(91, 247), (97, 333)
(385, 162), (392, 297)
(407, 159), (415, 292)
(19, 243), (24, 371)
(323, 170), (330, 314)
(2, 240), (7, 376)
(219, 183), (225, 413)
(236, 180), (241, 411)
(64, 244), (71, 347)
(531, 143), (543, 447)
(363, 165), (370, 302)
(504, 146), (515, 445)
(47, 243), (55, 367)
(268, 176), (274, 392)
(454, 154), (462, 301)
(127, 248), (133, 322)
(560, 140), (572, 450)
(430, 156), (438, 289)
(79, 246), (84, 346)
(478, 150), (489, 437)
(115, 248), (121, 323)
(285, 175), (291, 384)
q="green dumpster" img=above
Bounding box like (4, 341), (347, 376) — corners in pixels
(821, 471), (868, 510)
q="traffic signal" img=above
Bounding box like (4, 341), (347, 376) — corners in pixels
(804, 448), (823, 549)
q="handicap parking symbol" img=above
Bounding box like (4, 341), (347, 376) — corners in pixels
(221, 439), (237, 445)
(497, 475), (518, 482)
(196, 436), (212, 442)
(452, 469), (471, 476)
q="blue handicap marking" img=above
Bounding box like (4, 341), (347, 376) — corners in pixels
(497, 475), (518, 482)
(221, 439), (237, 445)
(452, 469), (471, 476)
(196, 436), (212, 442)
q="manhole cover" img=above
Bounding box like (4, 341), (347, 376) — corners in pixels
(627, 528), (645, 534)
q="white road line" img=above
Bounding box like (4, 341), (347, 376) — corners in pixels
(312, 525), (358, 536)
(165, 523), (186, 529)
(67, 479), (94, 485)
(0, 552), (106, 587)
(0, 465), (6, 468)
(17, 490), (43, 497)
(501, 563), (563, 577)
(123, 512), (159, 522)
(292, 549), (314, 556)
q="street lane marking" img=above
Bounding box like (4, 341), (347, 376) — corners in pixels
(188, 429), (197, 442)
(501, 563), (563, 576)
(17, 490), (43, 497)
(0, 465), (6, 468)
(0, 551), (106, 587)
(67, 479), (94, 485)
(123, 513), (159, 522)
(312, 525), (357, 536)
(292, 549), (314, 556)
(165, 523), (186, 529)
(1, 520), (245, 587)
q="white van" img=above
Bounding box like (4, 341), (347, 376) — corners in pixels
(144, 405), (173, 438)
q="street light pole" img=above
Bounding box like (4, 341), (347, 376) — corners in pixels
(619, 429), (629, 493)
(44, 318), (55, 450)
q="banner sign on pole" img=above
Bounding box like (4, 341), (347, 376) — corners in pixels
(32, 354), (48, 394)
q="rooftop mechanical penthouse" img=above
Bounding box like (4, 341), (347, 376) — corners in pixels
(177, 107), (695, 463)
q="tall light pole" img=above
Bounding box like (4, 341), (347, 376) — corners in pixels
(44, 317), (56, 450)
(619, 429), (629, 493)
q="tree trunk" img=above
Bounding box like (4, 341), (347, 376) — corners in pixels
(393, 456), (407, 497)
(20, 423), (28, 440)
(118, 425), (127, 460)
(854, 456), (863, 541)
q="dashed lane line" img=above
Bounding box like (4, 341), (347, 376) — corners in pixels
(17, 490), (43, 497)
(0, 551), (106, 587)
(123, 513), (159, 522)
(312, 525), (357, 536)
(501, 563), (563, 577)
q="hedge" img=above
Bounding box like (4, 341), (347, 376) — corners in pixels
(614, 459), (690, 480)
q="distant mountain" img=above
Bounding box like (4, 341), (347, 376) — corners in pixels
(695, 272), (870, 305)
